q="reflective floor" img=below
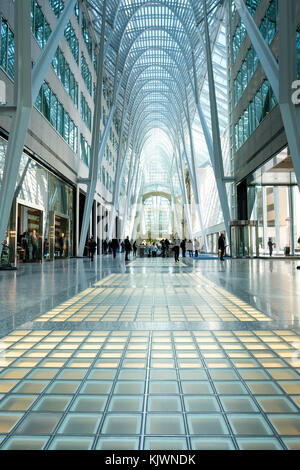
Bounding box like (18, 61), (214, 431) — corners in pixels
(0, 255), (300, 450)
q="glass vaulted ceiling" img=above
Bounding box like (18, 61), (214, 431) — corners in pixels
(85, 0), (228, 218)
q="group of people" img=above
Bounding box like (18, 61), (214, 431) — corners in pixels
(19, 228), (40, 261)
(88, 233), (228, 263)
(180, 239), (200, 258)
(102, 237), (137, 261)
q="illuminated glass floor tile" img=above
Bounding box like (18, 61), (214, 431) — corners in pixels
(268, 415), (300, 435)
(145, 437), (188, 451)
(184, 396), (220, 412)
(33, 396), (72, 412)
(283, 438), (300, 450)
(187, 414), (228, 435)
(228, 415), (273, 436)
(148, 396), (182, 412)
(0, 412), (24, 433)
(237, 438), (283, 450)
(221, 396), (259, 413)
(191, 437), (235, 450)
(109, 396), (143, 412)
(146, 414), (185, 434)
(95, 437), (139, 450)
(0, 395), (38, 411)
(1, 436), (49, 450)
(15, 412), (63, 434)
(101, 414), (142, 434)
(48, 436), (93, 450)
(57, 413), (101, 435)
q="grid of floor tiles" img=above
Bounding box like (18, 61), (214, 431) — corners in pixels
(0, 329), (300, 450)
(126, 259), (187, 267)
(33, 273), (270, 323)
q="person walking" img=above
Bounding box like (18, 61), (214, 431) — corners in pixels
(111, 238), (119, 258)
(133, 241), (137, 257)
(173, 233), (180, 263)
(186, 239), (193, 257)
(194, 238), (199, 258)
(88, 235), (97, 261)
(180, 239), (186, 258)
(124, 236), (132, 261)
(151, 242), (158, 257)
(161, 239), (166, 258)
(268, 238), (274, 257)
(165, 238), (170, 257)
(218, 233), (226, 261)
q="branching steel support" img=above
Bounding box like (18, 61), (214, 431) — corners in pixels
(185, 90), (208, 252)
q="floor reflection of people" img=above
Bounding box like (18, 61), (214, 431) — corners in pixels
(32, 229), (38, 260)
(44, 238), (49, 258)
(59, 233), (66, 257)
(22, 229), (30, 260)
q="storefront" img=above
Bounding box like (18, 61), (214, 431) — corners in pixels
(246, 147), (300, 256)
(0, 136), (74, 265)
(17, 203), (43, 262)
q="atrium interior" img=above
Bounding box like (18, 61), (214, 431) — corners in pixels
(0, 0), (300, 452)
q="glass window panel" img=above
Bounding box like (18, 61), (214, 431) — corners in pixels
(0, 20), (8, 72)
(57, 103), (64, 135)
(254, 88), (263, 126)
(50, 93), (58, 128)
(42, 82), (51, 121)
(7, 27), (14, 79)
(261, 80), (270, 118)
(33, 2), (44, 48)
(65, 66), (70, 94)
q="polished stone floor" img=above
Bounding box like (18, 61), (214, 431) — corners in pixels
(0, 255), (300, 450)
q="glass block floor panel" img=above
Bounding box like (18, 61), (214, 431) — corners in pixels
(0, 259), (300, 450)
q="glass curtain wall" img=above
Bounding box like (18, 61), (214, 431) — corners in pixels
(247, 148), (300, 256)
(0, 137), (74, 264)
